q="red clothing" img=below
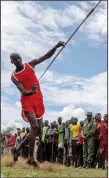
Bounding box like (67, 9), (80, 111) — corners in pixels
(9, 135), (16, 147)
(12, 63), (45, 121)
(95, 121), (101, 140)
(99, 120), (108, 160)
(77, 127), (83, 144)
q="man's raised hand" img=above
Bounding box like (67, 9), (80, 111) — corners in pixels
(55, 41), (65, 48)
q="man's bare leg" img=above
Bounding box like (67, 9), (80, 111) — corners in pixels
(24, 112), (39, 165)
(12, 112), (40, 166)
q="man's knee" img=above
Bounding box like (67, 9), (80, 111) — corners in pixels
(31, 122), (39, 134)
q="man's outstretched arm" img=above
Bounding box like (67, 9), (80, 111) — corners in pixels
(28, 41), (65, 68)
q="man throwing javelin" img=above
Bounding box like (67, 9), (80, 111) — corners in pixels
(10, 41), (65, 165)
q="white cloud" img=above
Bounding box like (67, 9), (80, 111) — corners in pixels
(79, 2), (91, 10)
(44, 104), (85, 123)
(40, 71), (107, 109)
(82, 1), (107, 43)
(1, 1), (107, 65)
(1, 102), (21, 124)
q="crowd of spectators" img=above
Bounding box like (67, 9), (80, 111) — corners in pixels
(1, 112), (108, 169)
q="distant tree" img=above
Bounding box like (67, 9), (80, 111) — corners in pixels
(2, 126), (16, 135)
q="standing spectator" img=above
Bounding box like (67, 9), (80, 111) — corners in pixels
(23, 127), (30, 158)
(77, 121), (84, 167)
(8, 134), (16, 147)
(20, 127), (26, 140)
(57, 117), (64, 164)
(82, 112), (96, 168)
(15, 130), (22, 157)
(46, 122), (57, 162)
(93, 113), (102, 168)
(70, 117), (81, 167)
(20, 127), (26, 157)
(40, 120), (49, 161)
(99, 114), (108, 169)
(63, 120), (70, 166)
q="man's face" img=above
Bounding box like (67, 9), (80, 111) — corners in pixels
(71, 117), (74, 124)
(104, 115), (108, 122)
(51, 123), (54, 128)
(87, 115), (92, 121)
(10, 56), (22, 67)
(18, 131), (21, 135)
(80, 121), (84, 127)
(45, 120), (48, 126)
(58, 117), (62, 124)
(95, 114), (101, 122)
(22, 128), (25, 132)
(73, 118), (77, 124)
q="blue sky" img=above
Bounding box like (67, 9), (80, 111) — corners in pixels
(1, 1), (107, 131)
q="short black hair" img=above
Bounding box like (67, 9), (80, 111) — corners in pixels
(10, 53), (21, 59)
(86, 112), (93, 116)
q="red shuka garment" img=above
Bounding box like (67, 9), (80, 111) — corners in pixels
(99, 120), (108, 160)
(12, 63), (45, 122)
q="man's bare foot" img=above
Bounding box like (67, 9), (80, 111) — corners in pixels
(26, 157), (39, 167)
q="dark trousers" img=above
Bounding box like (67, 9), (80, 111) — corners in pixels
(72, 140), (79, 167)
(46, 142), (57, 162)
(64, 141), (69, 166)
(58, 148), (64, 164)
(78, 144), (83, 167)
(39, 141), (48, 162)
(92, 139), (100, 168)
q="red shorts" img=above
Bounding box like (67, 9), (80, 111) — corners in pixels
(21, 97), (45, 122)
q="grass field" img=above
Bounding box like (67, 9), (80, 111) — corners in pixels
(2, 166), (107, 177)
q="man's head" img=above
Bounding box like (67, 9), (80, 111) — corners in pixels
(58, 117), (62, 124)
(103, 114), (108, 122)
(95, 113), (101, 122)
(71, 117), (74, 124)
(51, 122), (54, 129)
(80, 121), (84, 127)
(26, 127), (30, 134)
(10, 53), (22, 67)
(17, 130), (21, 136)
(15, 133), (17, 137)
(73, 117), (78, 125)
(53, 121), (57, 125)
(53, 121), (57, 128)
(22, 127), (25, 132)
(44, 120), (49, 126)
(86, 112), (92, 121)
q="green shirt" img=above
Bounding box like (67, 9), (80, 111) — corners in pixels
(82, 119), (96, 137)
(58, 123), (64, 143)
(42, 126), (48, 142)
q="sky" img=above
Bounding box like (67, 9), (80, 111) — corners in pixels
(1, 1), (107, 131)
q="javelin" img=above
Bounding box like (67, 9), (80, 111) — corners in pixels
(39, 0), (102, 81)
